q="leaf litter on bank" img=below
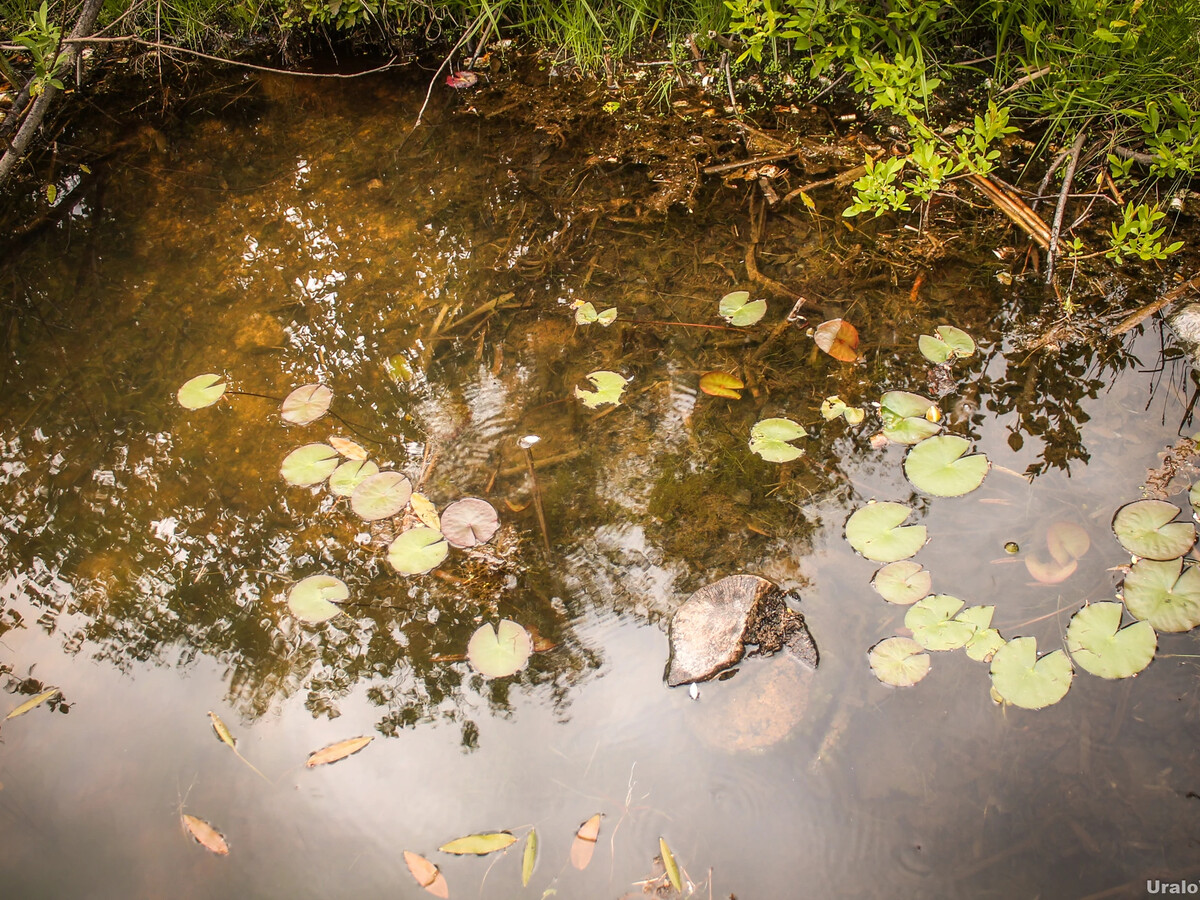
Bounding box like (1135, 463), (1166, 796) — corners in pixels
(177, 374), (226, 409)
(868, 636), (931, 687)
(306, 735), (373, 767)
(281, 384), (333, 425)
(1112, 499), (1196, 560)
(404, 850), (449, 898)
(989, 636), (1073, 710)
(1066, 601), (1157, 679)
(281, 443), (340, 487)
(845, 502), (927, 563)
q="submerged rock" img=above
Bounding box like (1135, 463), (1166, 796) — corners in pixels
(665, 574), (818, 687)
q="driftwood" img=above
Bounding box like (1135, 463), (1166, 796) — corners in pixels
(966, 174), (1053, 249)
(1110, 273), (1200, 337)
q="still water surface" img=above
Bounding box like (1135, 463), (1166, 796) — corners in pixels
(1, 69), (1198, 899)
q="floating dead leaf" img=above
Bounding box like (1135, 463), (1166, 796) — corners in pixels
(410, 492), (441, 530)
(439, 832), (517, 855)
(329, 436), (368, 460)
(660, 837), (683, 892)
(181, 814), (229, 855)
(699, 371), (744, 399)
(305, 735), (373, 767)
(522, 828), (538, 886)
(1025, 551), (1077, 585)
(4, 687), (59, 720)
(404, 850), (449, 898)
(571, 813), (603, 870)
(813, 318), (860, 362)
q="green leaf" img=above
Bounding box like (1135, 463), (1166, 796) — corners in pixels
(522, 829), (538, 887)
(660, 838), (682, 892)
(904, 435), (989, 497)
(871, 560), (932, 605)
(820, 396), (847, 420)
(595, 307), (618, 326)
(965, 627), (1005, 662)
(281, 443), (340, 487)
(749, 417), (806, 462)
(882, 416), (942, 445)
(905, 594), (976, 651)
(879, 391), (941, 444)
(351, 471), (413, 520)
(718, 290), (767, 326)
(440, 497), (499, 548)
(177, 374), (226, 409)
(918, 326), (976, 363)
(989, 636), (1073, 709)
(575, 370), (627, 408)
(574, 301), (599, 324)
(1066, 601), (1156, 679)
(328, 459), (379, 497)
(1190, 482), (1200, 518)
(439, 832), (517, 855)
(845, 502), (927, 563)
(868, 636), (931, 687)
(5, 687), (60, 720)
(880, 390), (937, 419)
(288, 575), (348, 624)
(467, 619), (533, 678)
(387, 526), (449, 575)
(1112, 499), (1196, 560)
(281, 383), (333, 425)
(1121, 556), (1200, 632)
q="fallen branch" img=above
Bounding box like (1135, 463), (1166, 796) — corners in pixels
(1110, 274), (1200, 337)
(965, 174), (1052, 249)
(781, 162), (868, 205)
(1045, 129), (1089, 284)
(703, 149), (805, 176)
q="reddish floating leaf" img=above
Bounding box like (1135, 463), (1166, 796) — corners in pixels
(182, 814), (229, 855)
(571, 813), (603, 870)
(813, 318), (860, 362)
(699, 371), (744, 399)
(446, 70), (478, 89)
(404, 850), (449, 898)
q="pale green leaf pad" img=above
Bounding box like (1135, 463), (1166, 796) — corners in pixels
(869, 637), (931, 687)
(467, 619), (534, 678)
(288, 575), (349, 624)
(177, 374), (226, 409)
(1112, 499), (1196, 560)
(1121, 556), (1200, 632)
(329, 459), (379, 497)
(880, 391), (941, 444)
(749, 417), (806, 462)
(918, 326), (976, 364)
(387, 526), (449, 575)
(281, 443), (340, 486)
(1065, 601), (1157, 679)
(281, 383), (333, 425)
(351, 471), (413, 520)
(718, 290), (767, 326)
(989, 636), (1073, 709)
(575, 371), (627, 408)
(871, 561), (932, 605)
(905, 594), (976, 651)
(846, 502), (927, 563)
(904, 435), (989, 497)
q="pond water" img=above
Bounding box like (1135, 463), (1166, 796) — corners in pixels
(2, 65), (1199, 899)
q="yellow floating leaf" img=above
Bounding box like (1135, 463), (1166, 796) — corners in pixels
(181, 814), (229, 855)
(410, 492), (441, 530)
(571, 813), (602, 870)
(660, 837), (682, 892)
(305, 735), (373, 768)
(5, 687), (60, 720)
(439, 832), (517, 855)
(698, 371), (744, 399)
(404, 850), (449, 898)
(522, 828), (538, 886)
(329, 436), (368, 460)
(208, 710), (236, 749)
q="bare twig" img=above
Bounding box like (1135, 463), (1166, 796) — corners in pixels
(781, 162), (869, 204)
(965, 174), (1052, 249)
(404, 10), (490, 141)
(721, 51), (739, 118)
(702, 149), (805, 175)
(1045, 129), (1089, 284)
(1110, 273), (1200, 337)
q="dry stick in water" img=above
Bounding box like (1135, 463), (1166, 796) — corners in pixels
(403, 10), (490, 144)
(1110, 273), (1200, 336)
(1044, 129), (1089, 285)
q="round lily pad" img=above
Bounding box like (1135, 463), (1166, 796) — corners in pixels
(1121, 556), (1200, 632)
(904, 594), (976, 651)
(177, 374), (226, 409)
(965, 626), (1005, 663)
(1065, 601), (1156, 679)
(989, 636), (1073, 709)
(918, 326), (976, 364)
(718, 290), (767, 327)
(281, 443), (340, 487)
(749, 417), (806, 462)
(288, 575), (348, 624)
(440, 498), (500, 548)
(879, 391), (942, 444)
(575, 370), (627, 409)
(387, 526), (449, 575)
(868, 636), (931, 687)
(1047, 521), (1090, 565)
(281, 384), (333, 425)
(467, 619), (534, 678)
(1112, 499), (1196, 560)
(329, 459), (379, 497)
(871, 561), (932, 605)
(881, 390), (937, 419)
(1191, 482), (1200, 518)
(351, 471), (413, 521)
(904, 435), (989, 497)
(846, 502), (927, 563)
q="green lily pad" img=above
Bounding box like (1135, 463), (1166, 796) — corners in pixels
(1190, 482), (1200, 518)
(177, 374), (226, 409)
(821, 395), (866, 425)
(868, 636), (931, 687)
(965, 626), (1005, 662)
(749, 417), (806, 462)
(281, 443), (340, 487)
(1112, 499), (1196, 560)
(574, 302), (618, 326)
(905, 594), (976, 651)
(880, 391), (942, 444)
(440, 498), (500, 548)
(918, 326), (976, 364)
(288, 575), (348, 624)
(329, 459), (379, 497)
(281, 384), (333, 425)
(989, 636), (1073, 709)
(718, 290), (767, 326)
(1065, 601), (1157, 679)
(387, 526), (449, 575)
(871, 561), (932, 605)
(1121, 556), (1200, 632)
(351, 471), (413, 520)
(845, 502), (927, 563)
(904, 435), (989, 497)
(467, 619), (534, 678)
(575, 370), (627, 408)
